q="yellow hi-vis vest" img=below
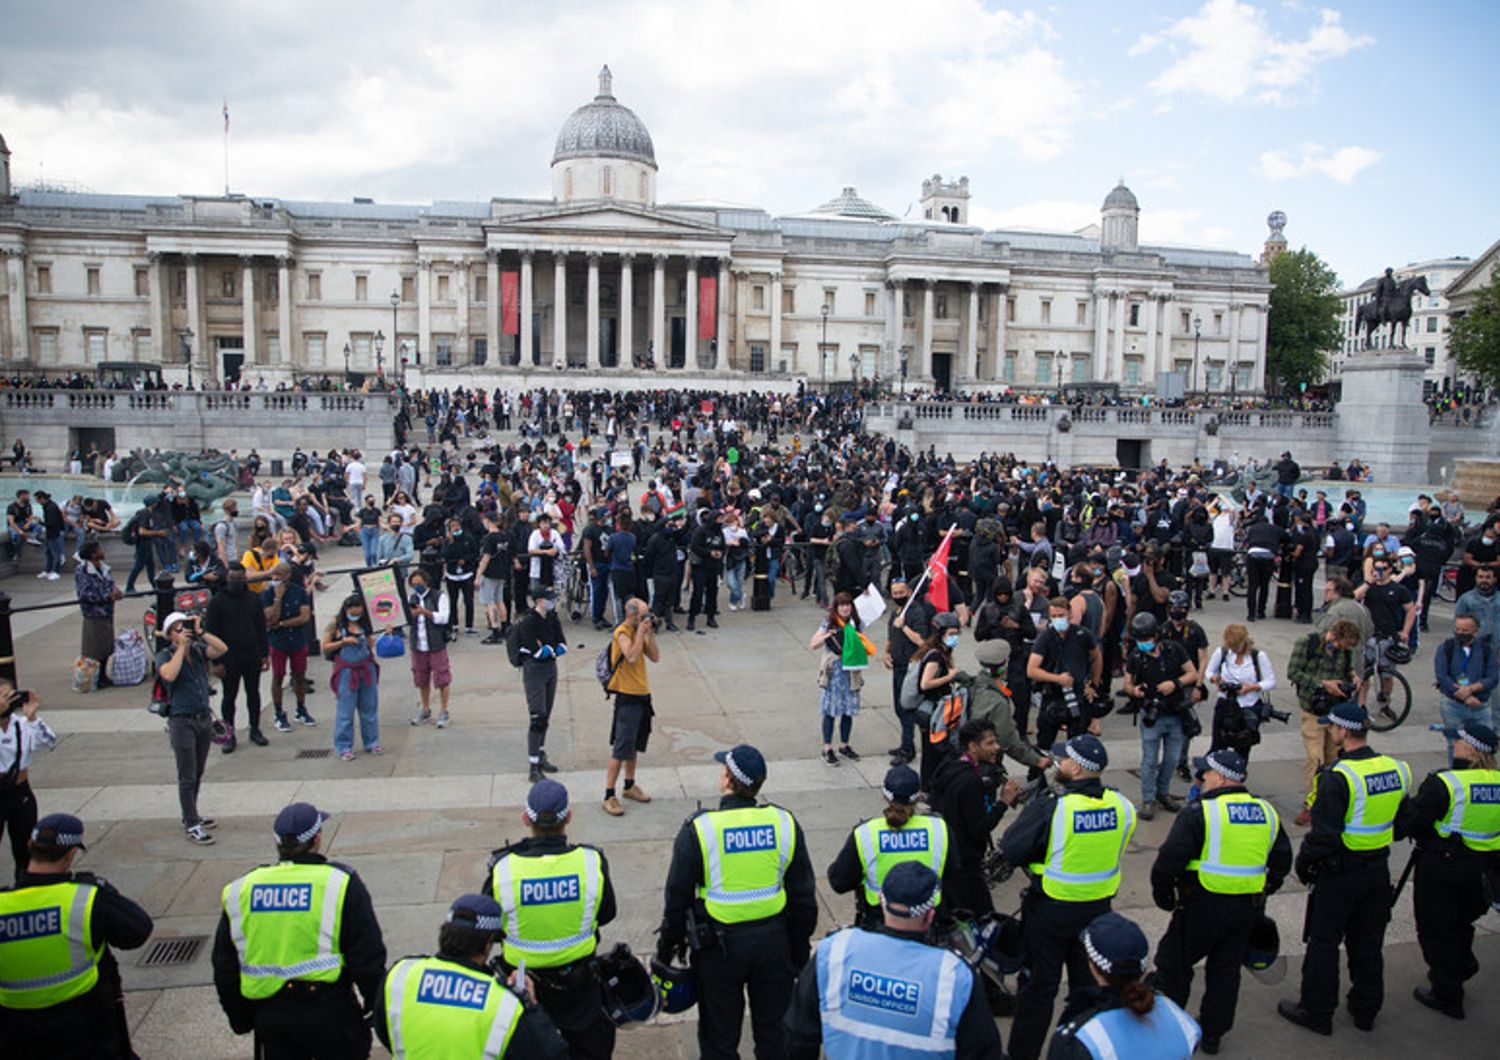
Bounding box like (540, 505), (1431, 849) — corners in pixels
(0, 880), (101, 1009)
(852, 815), (949, 907)
(1435, 768), (1500, 853)
(489, 847), (604, 969)
(1030, 790), (1136, 901)
(383, 955), (523, 1059)
(1185, 792), (1280, 894)
(1332, 754), (1411, 851)
(694, 805), (795, 924)
(222, 861), (350, 999)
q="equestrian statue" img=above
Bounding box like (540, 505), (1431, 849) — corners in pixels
(1357, 268), (1431, 350)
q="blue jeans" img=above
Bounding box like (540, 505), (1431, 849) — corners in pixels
(360, 526), (380, 568)
(126, 544), (156, 592)
(590, 570), (610, 624)
(768, 556), (781, 600)
(43, 534), (63, 574)
(333, 672), (380, 754)
(1275, 482), (1293, 498)
(725, 559), (746, 606)
(1140, 713), (1185, 804)
(1439, 696), (1494, 765)
(176, 519), (203, 549)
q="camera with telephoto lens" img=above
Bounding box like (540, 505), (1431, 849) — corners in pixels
(1309, 680), (1357, 715)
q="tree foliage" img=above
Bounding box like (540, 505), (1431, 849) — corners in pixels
(1265, 248), (1342, 393)
(1451, 266), (1500, 390)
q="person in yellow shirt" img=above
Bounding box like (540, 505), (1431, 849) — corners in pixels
(602, 597), (659, 816)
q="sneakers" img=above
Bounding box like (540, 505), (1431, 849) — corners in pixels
(249, 728), (268, 747)
(622, 784), (651, 803)
(838, 745), (861, 761)
(199, 818), (217, 830)
(602, 795), (625, 816)
(528, 765), (544, 783)
(1140, 800), (1157, 820)
(464, 627), (479, 636)
(339, 751), (356, 762)
(221, 733), (237, 754)
(435, 712), (450, 729)
(295, 708), (318, 727)
(272, 714), (293, 733)
(481, 630), (504, 645)
(823, 749), (840, 767)
(366, 745), (384, 756)
(47, 571), (59, 580)
(411, 710), (433, 726)
(185, 824), (216, 845)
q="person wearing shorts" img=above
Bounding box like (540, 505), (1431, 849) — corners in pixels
(406, 569), (453, 728)
(261, 564), (315, 732)
(602, 598), (659, 817)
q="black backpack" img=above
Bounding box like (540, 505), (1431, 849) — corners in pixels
(122, 513), (141, 546)
(506, 621), (525, 668)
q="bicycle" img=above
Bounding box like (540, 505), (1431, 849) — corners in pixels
(557, 550), (590, 623)
(1359, 634), (1413, 732)
(1434, 563), (1459, 604)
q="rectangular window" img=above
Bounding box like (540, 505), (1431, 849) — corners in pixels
(265, 270), (279, 303)
(749, 343), (766, 373)
(935, 294), (949, 319)
(266, 335), (281, 364)
(1424, 346), (1436, 366)
(435, 335), (454, 366)
(34, 329), (59, 363)
(133, 331), (152, 359)
(473, 337), (488, 366)
(1071, 354), (1089, 383)
(1040, 299), (1052, 324)
(353, 334), (372, 367)
(1236, 366), (1253, 391)
(780, 344), (797, 373)
(1206, 364), (1223, 390)
(1181, 310), (1191, 332)
(1213, 312), (1224, 335)
(221, 270), (236, 298)
(977, 296), (986, 322)
(1076, 301), (1087, 326)
(1035, 353), (1053, 385)
(1426, 316), (1438, 333)
(1129, 303), (1141, 327)
(858, 345), (879, 379)
(355, 275), (368, 302)
(401, 275), (416, 302)
(307, 273), (322, 301)
(85, 329), (107, 364)
(305, 333), (326, 367)
(1124, 357), (1142, 386)
(752, 285), (765, 310)
(1003, 353), (1016, 383)
(437, 274), (451, 302)
(864, 292), (877, 317)
(474, 275), (488, 304)
(1006, 297), (1016, 323)
(782, 287), (795, 314)
(823, 288), (836, 312)
(86, 267), (101, 296)
(134, 268), (149, 298)
(36, 265), (52, 294)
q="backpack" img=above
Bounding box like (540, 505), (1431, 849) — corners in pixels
(505, 622), (525, 668)
(148, 675), (170, 716)
(595, 632), (625, 698)
(122, 514), (140, 546)
(899, 660), (925, 712)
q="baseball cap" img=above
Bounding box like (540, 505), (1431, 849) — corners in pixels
(1192, 748), (1247, 784)
(882, 766), (921, 804)
(881, 861), (940, 916)
(32, 813), (87, 852)
(161, 611), (192, 633)
(1081, 912), (1149, 975)
(532, 584), (559, 601)
(274, 802), (329, 844)
(933, 611), (961, 631)
(525, 779), (570, 823)
(1317, 701), (1369, 731)
(974, 638), (1010, 669)
(446, 893), (505, 933)
(1051, 734), (1108, 773)
(714, 744), (767, 786)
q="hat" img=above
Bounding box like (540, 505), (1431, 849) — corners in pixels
(1051, 734), (1108, 773)
(31, 812), (87, 851)
(532, 584), (559, 601)
(1121, 550), (1140, 569)
(933, 611), (961, 631)
(446, 893), (505, 934)
(882, 766), (921, 804)
(1397, 546), (1415, 558)
(525, 779), (570, 822)
(161, 611), (191, 633)
(714, 744), (767, 786)
(974, 638), (1010, 670)
(880, 861), (941, 917)
(274, 802), (328, 845)
(142, 492), (161, 506)
(1317, 701), (1369, 731)
(1081, 912), (1149, 976)
(1457, 723), (1498, 755)
(1192, 749), (1247, 784)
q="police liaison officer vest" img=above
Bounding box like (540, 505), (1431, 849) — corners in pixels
(815, 927), (972, 1059)
(1331, 755), (1412, 851)
(0, 880), (102, 1009)
(489, 846), (604, 969)
(852, 815), (949, 908)
(1185, 792), (1280, 895)
(1030, 790), (1137, 902)
(1434, 767), (1500, 853)
(1059, 993), (1201, 1060)
(222, 862), (350, 999)
(694, 805), (796, 924)
(383, 955), (523, 1059)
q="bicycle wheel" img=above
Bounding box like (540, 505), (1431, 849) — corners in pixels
(1436, 573), (1457, 604)
(1228, 560), (1248, 598)
(1366, 669), (1413, 732)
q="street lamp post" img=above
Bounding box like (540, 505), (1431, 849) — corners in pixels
(900, 350), (908, 397)
(181, 328), (194, 390)
(390, 291), (401, 387)
(374, 330), (385, 377)
(1191, 314), (1202, 400)
(820, 303), (830, 388)
(850, 351), (861, 389)
(342, 342), (351, 377)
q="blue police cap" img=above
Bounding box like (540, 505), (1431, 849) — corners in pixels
(882, 766), (920, 804)
(1458, 723), (1498, 755)
(881, 861), (940, 916)
(447, 893), (505, 933)
(525, 779), (570, 822)
(1192, 749), (1247, 784)
(1051, 734), (1108, 773)
(32, 813), (87, 851)
(1317, 701), (1369, 731)
(715, 744), (767, 785)
(1080, 912), (1149, 976)
(274, 802), (328, 844)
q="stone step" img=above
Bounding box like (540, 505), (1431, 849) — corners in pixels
(1453, 458), (1500, 508)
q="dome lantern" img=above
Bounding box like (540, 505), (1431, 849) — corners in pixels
(551, 66), (658, 206)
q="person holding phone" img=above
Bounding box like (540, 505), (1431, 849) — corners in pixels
(155, 612), (229, 846)
(322, 594), (381, 762)
(0, 683), (57, 884)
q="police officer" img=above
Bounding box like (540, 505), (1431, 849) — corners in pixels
(213, 802), (388, 1058)
(374, 894), (568, 1058)
(1277, 701), (1411, 1036)
(657, 744), (818, 1059)
(997, 734), (1137, 1060)
(0, 813), (152, 1059)
(1395, 722), (1500, 1019)
(826, 765), (958, 928)
(1048, 912), (1202, 1059)
(784, 862), (1003, 1058)
(1150, 748), (1292, 1054)
(482, 780), (617, 1058)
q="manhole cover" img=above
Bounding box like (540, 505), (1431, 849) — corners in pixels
(139, 935), (206, 967)
(296, 748), (333, 759)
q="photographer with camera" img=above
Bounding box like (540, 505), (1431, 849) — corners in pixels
(1121, 613), (1197, 820)
(1162, 590), (1209, 781)
(155, 612), (229, 846)
(1287, 618), (1362, 827)
(1205, 624), (1280, 761)
(1027, 597), (1104, 753)
(603, 597), (658, 817)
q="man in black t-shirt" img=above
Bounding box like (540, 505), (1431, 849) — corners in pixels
(1027, 596), (1103, 750)
(475, 512), (513, 643)
(1355, 557), (1416, 716)
(884, 577), (933, 765)
(1456, 519), (1500, 598)
(579, 508), (611, 629)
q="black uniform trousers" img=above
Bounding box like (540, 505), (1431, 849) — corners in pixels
(253, 984), (370, 1060)
(690, 566), (720, 618)
(693, 917), (793, 1060)
(1245, 555), (1276, 619)
(219, 655), (264, 732)
(532, 964), (617, 1060)
(1292, 562), (1317, 621)
(0, 975), (131, 1060)
(1154, 893), (1257, 1041)
(0, 779), (38, 885)
(1413, 846), (1488, 1005)
(1008, 893), (1111, 1060)
(1298, 855), (1391, 1022)
(650, 573), (679, 623)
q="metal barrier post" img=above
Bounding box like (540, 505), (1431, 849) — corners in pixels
(152, 572), (176, 654)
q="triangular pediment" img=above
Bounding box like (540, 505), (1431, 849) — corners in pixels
(492, 202), (727, 237)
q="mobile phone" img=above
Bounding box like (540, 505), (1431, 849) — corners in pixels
(16, 689), (32, 706)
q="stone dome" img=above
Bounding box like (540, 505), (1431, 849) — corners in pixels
(1102, 181), (1138, 211)
(810, 186), (896, 222)
(552, 66), (657, 169)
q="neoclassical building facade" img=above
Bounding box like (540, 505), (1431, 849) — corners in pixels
(0, 67), (1272, 394)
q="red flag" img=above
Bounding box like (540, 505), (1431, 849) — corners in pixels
(926, 530), (953, 613)
(698, 275), (717, 339)
(501, 271), (520, 335)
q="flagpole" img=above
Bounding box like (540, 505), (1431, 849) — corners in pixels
(222, 99), (230, 196)
(897, 524), (955, 622)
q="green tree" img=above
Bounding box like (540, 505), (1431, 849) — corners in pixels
(1265, 248), (1342, 394)
(1451, 266), (1500, 389)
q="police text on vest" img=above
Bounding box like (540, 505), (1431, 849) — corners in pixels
(1072, 809), (1118, 833)
(1365, 771), (1402, 795)
(416, 969), (490, 1009)
(879, 830), (929, 853)
(1226, 804), (1269, 825)
(723, 825), (777, 853)
(848, 968), (922, 1016)
(250, 884), (314, 912)
(520, 875), (581, 906)
(0, 906), (62, 941)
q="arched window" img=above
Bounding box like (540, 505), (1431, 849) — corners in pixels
(602, 166), (613, 197)
(639, 172), (649, 201)
(565, 168), (574, 200)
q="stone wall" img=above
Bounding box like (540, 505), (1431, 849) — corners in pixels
(407, 366), (803, 395)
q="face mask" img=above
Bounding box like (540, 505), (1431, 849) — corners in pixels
(1169, 611), (1187, 622)
(345, 611), (362, 622)
(1050, 617), (1069, 633)
(540, 599), (556, 613)
(411, 582), (426, 593)
(943, 634), (960, 649)
(1371, 548), (1384, 557)
(451, 529), (462, 537)
(1486, 537), (1496, 547)
(1456, 632), (1475, 646)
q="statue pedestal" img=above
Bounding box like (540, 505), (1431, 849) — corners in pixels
(1335, 350), (1430, 482)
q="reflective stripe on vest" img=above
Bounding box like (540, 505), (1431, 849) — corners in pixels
(1072, 994), (1201, 1060)
(853, 816), (949, 907)
(1436, 768), (1500, 852)
(222, 862), (349, 999)
(384, 955), (523, 1059)
(694, 806), (795, 924)
(1029, 791), (1137, 901)
(1185, 793), (1279, 894)
(489, 847), (603, 969)
(0, 881), (101, 1009)
(816, 927), (970, 1057)
(1333, 755), (1411, 851)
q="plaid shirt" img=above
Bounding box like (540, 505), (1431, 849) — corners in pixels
(1286, 631), (1357, 712)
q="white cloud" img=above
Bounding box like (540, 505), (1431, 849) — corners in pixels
(1133, 0), (1371, 104)
(1258, 143), (1382, 184)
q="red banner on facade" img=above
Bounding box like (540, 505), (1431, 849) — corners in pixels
(699, 276), (717, 339)
(501, 271), (520, 335)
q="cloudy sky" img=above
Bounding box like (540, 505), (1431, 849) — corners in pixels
(1, 0), (1492, 286)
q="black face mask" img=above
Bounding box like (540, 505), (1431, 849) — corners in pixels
(1456, 632), (1475, 646)
(1169, 611), (1187, 623)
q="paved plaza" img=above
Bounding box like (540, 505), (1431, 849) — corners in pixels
(4, 527), (1496, 1058)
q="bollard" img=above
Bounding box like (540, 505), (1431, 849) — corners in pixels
(0, 590), (16, 686)
(152, 571), (177, 655)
